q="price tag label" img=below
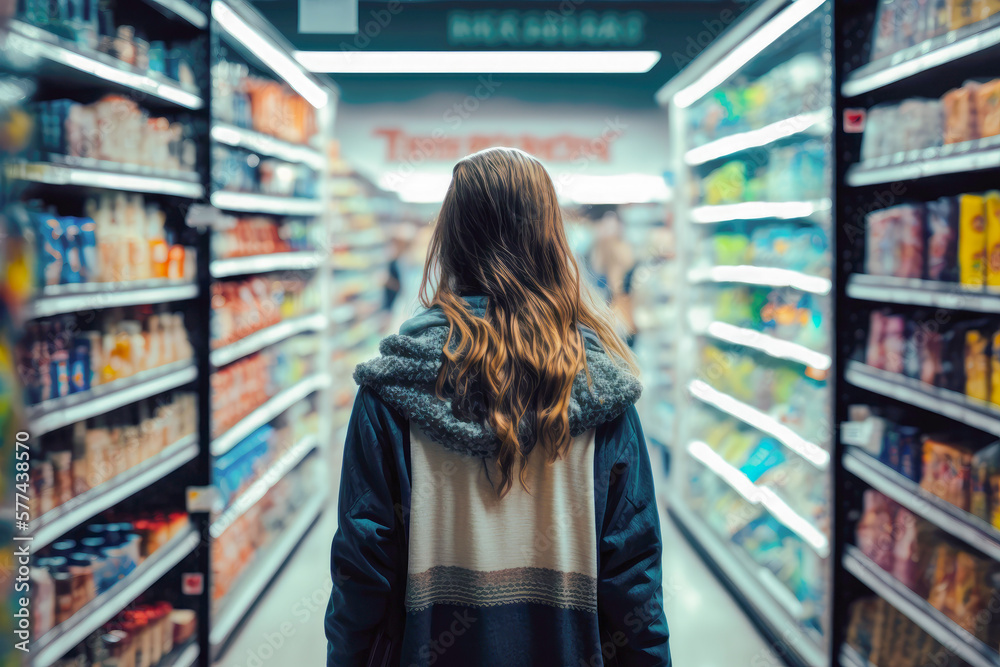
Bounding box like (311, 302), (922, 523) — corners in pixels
(182, 573), (204, 596)
(186, 486), (221, 513)
(844, 109), (867, 134)
(841, 420), (874, 447)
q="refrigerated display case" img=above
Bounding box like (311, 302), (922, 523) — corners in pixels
(656, 1), (834, 665)
(833, 2), (1000, 667)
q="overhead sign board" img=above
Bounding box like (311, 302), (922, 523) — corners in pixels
(447, 10), (646, 47)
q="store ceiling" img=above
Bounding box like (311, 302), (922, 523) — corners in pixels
(251, 0), (752, 107)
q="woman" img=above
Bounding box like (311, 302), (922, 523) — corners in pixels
(326, 147), (671, 666)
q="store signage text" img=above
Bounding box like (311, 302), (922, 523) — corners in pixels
(447, 10), (646, 47)
(374, 127), (621, 164)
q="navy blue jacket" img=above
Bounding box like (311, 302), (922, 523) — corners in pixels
(325, 387), (671, 666)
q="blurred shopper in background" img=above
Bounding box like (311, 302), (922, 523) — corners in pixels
(325, 147), (671, 666)
(586, 210), (638, 347)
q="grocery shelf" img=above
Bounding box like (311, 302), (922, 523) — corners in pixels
(210, 191), (325, 216)
(210, 252), (325, 278)
(845, 361), (1000, 436)
(688, 265), (832, 295)
(846, 274), (1000, 312)
(143, 0), (208, 27)
(843, 545), (1000, 667)
(6, 21), (204, 109)
(701, 321), (832, 370)
(29, 527), (200, 667)
(26, 361), (198, 437)
(687, 440), (830, 556)
(211, 123), (325, 169)
(846, 139), (1000, 186)
(688, 379), (830, 468)
(6, 161), (205, 198)
(685, 110), (832, 166)
(210, 373), (330, 456)
(32, 434), (198, 549)
(329, 303), (357, 325)
(210, 313), (327, 367)
(690, 199), (831, 224)
(668, 501), (825, 667)
(843, 447), (1000, 561)
(842, 15), (1000, 97)
(157, 641), (200, 667)
(210, 493), (326, 652)
(210, 433), (318, 538)
(25, 281), (197, 319)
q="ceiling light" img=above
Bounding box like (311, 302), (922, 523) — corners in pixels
(294, 50), (661, 74)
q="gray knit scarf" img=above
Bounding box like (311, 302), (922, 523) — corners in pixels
(354, 297), (642, 458)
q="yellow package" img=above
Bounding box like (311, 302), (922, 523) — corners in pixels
(987, 192), (1000, 287)
(950, 0), (978, 29)
(975, 0), (1000, 21)
(966, 329), (989, 401)
(991, 330), (1000, 406)
(959, 194), (987, 286)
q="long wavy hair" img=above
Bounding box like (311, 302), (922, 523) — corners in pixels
(419, 147), (637, 497)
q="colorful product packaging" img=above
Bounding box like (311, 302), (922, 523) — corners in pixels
(965, 327), (990, 401)
(943, 83), (979, 145)
(926, 197), (959, 282)
(977, 79), (1000, 139)
(985, 191), (1000, 287)
(922, 438), (973, 510)
(970, 442), (999, 521)
(958, 194), (987, 286)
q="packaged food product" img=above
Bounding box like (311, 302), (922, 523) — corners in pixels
(927, 543), (957, 613)
(965, 327), (990, 401)
(922, 438), (973, 510)
(958, 194), (987, 286)
(943, 83), (979, 145)
(991, 474), (1000, 528)
(986, 191), (1000, 287)
(884, 315), (906, 374)
(891, 507), (936, 595)
(977, 79), (1000, 139)
(899, 205), (925, 278)
(949, 0), (980, 28)
(867, 311), (888, 369)
(971, 442), (1000, 521)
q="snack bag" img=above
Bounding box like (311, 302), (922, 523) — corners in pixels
(898, 204), (926, 278)
(958, 194), (987, 286)
(970, 442), (1000, 521)
(927, 197), (959, 282)
(922, 438), (973, 509)
(965, 327), (990, 401)
(858, 489), (897, 571)
(986, 191), (1000, 287)
(867, 310), (889, 369)
(927, 543), (957, 613)
(991, 329), (1000, 406)
(866, 207), (898, 276)
(951, 550), (986, 635)
(943, 84), (979, 145)
(977, 79), (1000, 139)
(949, 0), (979, 29)
(891, 507), (936, 595)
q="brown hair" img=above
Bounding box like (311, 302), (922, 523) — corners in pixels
(419, 147), (636, 497)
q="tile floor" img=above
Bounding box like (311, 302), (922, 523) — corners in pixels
(217, 499), (774, 667)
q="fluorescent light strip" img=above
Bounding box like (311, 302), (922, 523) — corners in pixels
(687, 440), (829, 556)
(706, 321), (832, 370)
(212, 1), (328, 109)
(688, 379), (830, 468)
(690, 199), (831, 224)
(294, 50), (661, 74)
(688, 265), (833, 295)
(685, 110), (831, 165)
(674, 0), (827, 108)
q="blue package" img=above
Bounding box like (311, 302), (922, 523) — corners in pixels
(69, 337), (91, 393)
(881, 427), (901, 471)
(31, 210), (63, 287)
(76, 216), (98, 282)
(60, 217), (83, 284)
(898, 426), (921, 482)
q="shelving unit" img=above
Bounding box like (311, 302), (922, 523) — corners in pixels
(842, 547), (999, 667)
(26, 362), (198, 436)
(843, 447), (1000, 561)
(32, 434), (199, 549)
(833, 1), (1000, 664)
(657, 1), (834, 664)
(29, 528), (201, 667)
(7, 1), (340, 664)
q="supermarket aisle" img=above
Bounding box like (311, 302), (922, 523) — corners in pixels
(220, 499), (771, 666)
(218, 508), (338, 667)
